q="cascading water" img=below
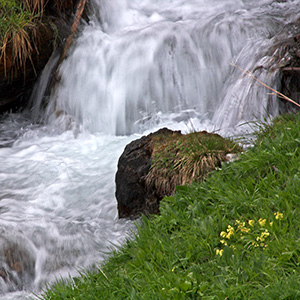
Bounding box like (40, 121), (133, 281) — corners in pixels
(1, 0), (300, 298)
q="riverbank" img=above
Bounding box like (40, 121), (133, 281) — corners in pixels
(42, 112), (300, 299)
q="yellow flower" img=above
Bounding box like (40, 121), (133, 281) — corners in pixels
(226, 225), (235, 239)
(274, 212), (283, 220)
(269, 221), (273, 227)
(220, 239), (227, 245)
(257, 230), (270, 242)
(216, 249), (223, 256)
(220, 231), (227, 238)
(227, 225), (234, 231)
(258, 218), (266, 226)
(237, 222), (246, 231)
(226, 232), (234, 239)
(248, 220), (255, 227)
(240, 227), (250, 233)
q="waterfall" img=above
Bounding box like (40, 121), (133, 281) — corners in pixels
(46, 0), (299, 136)
(1, 0), (300, 298)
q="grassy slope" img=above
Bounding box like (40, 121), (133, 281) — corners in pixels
(43, 113), (300, 300)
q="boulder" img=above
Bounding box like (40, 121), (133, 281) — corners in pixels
(116, 128), (178, 219)
(116, 128), (242, 219)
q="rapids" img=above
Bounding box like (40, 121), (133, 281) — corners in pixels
(1, 0), (300, 298)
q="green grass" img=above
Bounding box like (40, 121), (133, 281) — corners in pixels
(0, 0), (35, 41)
(0, 0), (42, 74)
(42, 112), (300, 299)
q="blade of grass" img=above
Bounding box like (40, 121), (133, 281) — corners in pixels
(230, 62), (300, 109)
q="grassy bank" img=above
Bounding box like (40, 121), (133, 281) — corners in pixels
(42, 113), (300, 299)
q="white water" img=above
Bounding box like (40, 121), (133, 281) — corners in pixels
(1, 0), (300, 298)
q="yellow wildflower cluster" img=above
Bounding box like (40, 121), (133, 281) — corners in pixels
(252, 229), (270, 248)
(216, 249), (223, 256)
(220, 224), (235, 240)
(274, 212), (283, 220)
(258, 218), (266, 226)
(235, 220), (251, 233)
(216, 212), (284, 257)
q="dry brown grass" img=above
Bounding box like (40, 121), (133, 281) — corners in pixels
(23, 0), (47, 15)
(145, 131), (242, 197)
(0, 0), (73, 79)
(0, 0), (45, 78)
(0, 20), (39, 79)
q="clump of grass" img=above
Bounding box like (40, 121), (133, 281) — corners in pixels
(0, 0), (44, 78)
(41, 113), (300, 299)
(146, 130), (242, 197)
(0, 0), (74, 79)
(23, 0), (46, 15)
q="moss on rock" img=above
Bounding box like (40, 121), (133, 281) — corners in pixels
(146, 130), (242, 197)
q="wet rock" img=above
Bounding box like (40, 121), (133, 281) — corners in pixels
(0, 25), (55, 113)
(0, 237), (36, 293)
(115, 128), (179, 219)
(267, 26), (300, 113)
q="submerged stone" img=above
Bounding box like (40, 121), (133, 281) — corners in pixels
(0, 237), (35, 293)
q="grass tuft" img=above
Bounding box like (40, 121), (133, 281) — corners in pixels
(0, 0), (75, 79)
(146, 131), (242, 197)
(23, 0), (46, 15)
(0, 0), (43, 78)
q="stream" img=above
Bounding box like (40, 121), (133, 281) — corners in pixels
(1, 0), (300, 298)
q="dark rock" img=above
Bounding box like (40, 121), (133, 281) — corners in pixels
(116, 128), (179, 219)
(0, 24), (55, 113)
(0, 237), (36, 293)
(267, 27), (300, 113)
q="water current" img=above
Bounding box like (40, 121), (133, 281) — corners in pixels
(1, 0), (300, 298)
